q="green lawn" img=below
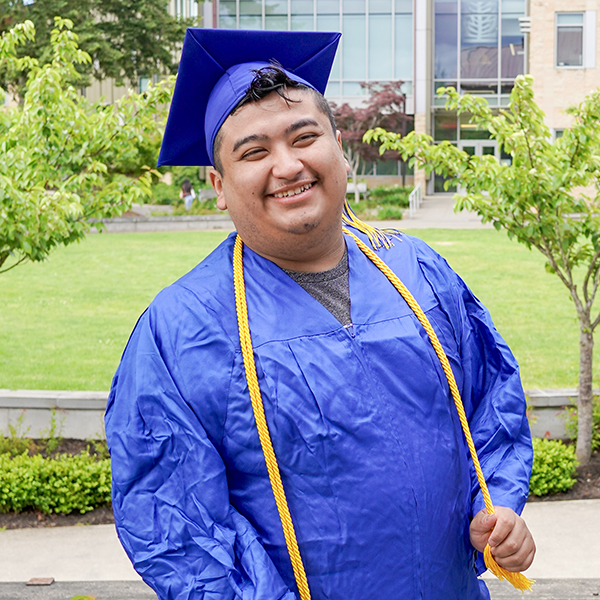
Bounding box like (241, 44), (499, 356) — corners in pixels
(0, 228), (587, 391)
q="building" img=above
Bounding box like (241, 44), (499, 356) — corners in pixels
(84, 0), (600, 191)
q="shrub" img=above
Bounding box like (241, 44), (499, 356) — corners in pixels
(377, 206), (404, 220)
(150, 181), (179, 205)
(368, 185), (411, 207)
(171, 198), (222, 216)
(565, 395), (600, 453)
(0, 452), (111, 514)
(529, 438), (578, 497)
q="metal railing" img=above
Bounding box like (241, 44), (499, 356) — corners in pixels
(408, 183), (423, 218)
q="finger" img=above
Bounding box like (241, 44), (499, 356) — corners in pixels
(492, 525), (535, 570)
(469, 511), (497, 551)
(494, 540), (536, 572)
(487, 509), (517, 548)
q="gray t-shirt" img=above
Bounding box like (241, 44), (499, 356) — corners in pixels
(283, 247), (351, 326)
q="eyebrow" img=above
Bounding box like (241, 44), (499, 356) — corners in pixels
(231, 119), (321, 154)
(286, 118), (320, 135)
(232, 134), (269, 154)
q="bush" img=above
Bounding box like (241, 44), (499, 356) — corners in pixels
(0, 452), (111, 514)
(368, 185), (411, 207)
(150, 181), (179, 205)
(377, 206), (404, 220)
(171, 198), (222, 216)
(565, 395), (600, 453)
(529, 438), (578, 496)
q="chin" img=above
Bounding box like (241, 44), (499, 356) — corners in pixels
(285, 220), (320, 235)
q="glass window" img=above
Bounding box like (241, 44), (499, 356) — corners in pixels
(342, 15), (366, 80)
(395, 0), (412, 11)
(461, 2), (498, 79)
(317, 0), (338, 13)
(343, 0), (364, 13)
(462, 0), (497, 13)
(395, 13), (413, 80)
(434, 13), (458, 79)
(501, 14), (524, 77)
(434, 114), (457, 141)
(239, 15), (262, 27)
(325, 81), (340, 97)
(435, 0), (457, 13)
(342, 82), (366, 96)
(220, 0), (237, 16)
(556, 13), (584, 67)
(240, 0), (262, 14)
(291, 0), (313, 13)
(266, 0), (287, 14)
(460, 113), (491, 140)
(266, 15), (288, 28)
(370, 0), (391, 13)
(370, 15), (393, 80)
(375, 160), (400, 176)
(460, 81), (497, 95)
(502, 0), (524, 11)
(219, 15), (237, 28)
(291, 14), (313, 29)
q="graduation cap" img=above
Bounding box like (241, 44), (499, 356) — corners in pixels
(157, 29), (341, 167)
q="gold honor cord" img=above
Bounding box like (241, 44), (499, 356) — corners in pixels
(233, 236), (312, 600)
(233, 231), (534, 597)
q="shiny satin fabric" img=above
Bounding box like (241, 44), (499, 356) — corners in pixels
(105, 230), (532, 600)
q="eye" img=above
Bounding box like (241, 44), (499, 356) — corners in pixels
(294, 132), (319, 146)
(241, 147), (267, 160)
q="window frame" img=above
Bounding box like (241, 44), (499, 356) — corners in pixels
(555, 12), (585, 68)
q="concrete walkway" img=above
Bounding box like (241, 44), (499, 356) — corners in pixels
(369, 193), (494, 230)
(1, 500), (599, 598)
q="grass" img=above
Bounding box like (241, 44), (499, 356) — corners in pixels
(0, 231), (229, 391)
(0, 227), (589, 391)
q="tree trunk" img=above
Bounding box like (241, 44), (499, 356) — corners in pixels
(577, 326), (594, 465)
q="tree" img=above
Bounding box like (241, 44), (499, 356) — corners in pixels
(0, 0), (191, 89)
(0, 18), (174, 273)
(366, 74), (600, 465)
(331, 81), (412, 202)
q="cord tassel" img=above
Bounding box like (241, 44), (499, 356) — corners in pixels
(341, 199), (401, 249)
(484, 545), (535, 591)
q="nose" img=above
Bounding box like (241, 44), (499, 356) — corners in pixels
(271, 143), (304, 180)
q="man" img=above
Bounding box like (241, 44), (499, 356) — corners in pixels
(106, 29), (535, 600)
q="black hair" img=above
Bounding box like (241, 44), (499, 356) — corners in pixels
(181, 179), (192, 194)
(212, 65), (337, 175)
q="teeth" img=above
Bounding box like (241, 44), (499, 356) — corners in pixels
(273, 183), (313, 198)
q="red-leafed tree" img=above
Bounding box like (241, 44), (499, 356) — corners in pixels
(331, 81), (412, 202)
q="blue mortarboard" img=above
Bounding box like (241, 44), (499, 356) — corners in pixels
(157, 29), (341, 167)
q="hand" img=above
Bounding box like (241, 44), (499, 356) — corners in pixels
(469, 506), (536, 573)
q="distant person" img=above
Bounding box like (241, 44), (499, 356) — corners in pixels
(179, 178), (196, 210)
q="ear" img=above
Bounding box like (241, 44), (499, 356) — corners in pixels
(209, 168), (228, 211)
(336, 130), (351, 175)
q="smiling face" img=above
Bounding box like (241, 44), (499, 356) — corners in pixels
(209, 88), (350, 272)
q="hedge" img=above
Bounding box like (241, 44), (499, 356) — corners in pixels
(529, 438), (578, 497)
(0, 452), (111, 514)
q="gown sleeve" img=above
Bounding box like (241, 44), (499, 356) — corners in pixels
(105, 292), (296, 600)
(412, 239), (533, 518)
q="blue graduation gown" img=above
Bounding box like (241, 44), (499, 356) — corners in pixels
(105, 230), (532, 600)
